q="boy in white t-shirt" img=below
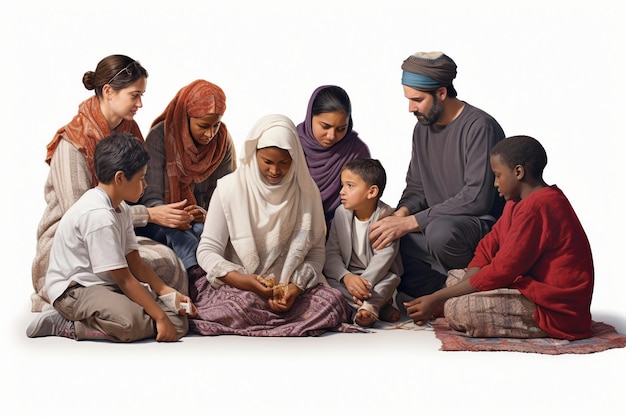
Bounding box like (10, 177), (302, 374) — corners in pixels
(324, 159), (402, 327)
(26, 131), (196, 342)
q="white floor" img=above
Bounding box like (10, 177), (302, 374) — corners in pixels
(8, 302), (625, 417)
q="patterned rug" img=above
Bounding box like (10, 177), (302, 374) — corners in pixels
(431, 318), (626, 354)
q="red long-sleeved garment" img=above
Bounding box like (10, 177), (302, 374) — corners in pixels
(468, 186), (594, 340)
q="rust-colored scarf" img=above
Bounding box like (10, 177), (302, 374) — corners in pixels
(45, 95), (144, 186)
(151, 79), (229, 205)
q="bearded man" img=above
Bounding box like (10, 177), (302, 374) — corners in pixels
(370, 51), (505, 301)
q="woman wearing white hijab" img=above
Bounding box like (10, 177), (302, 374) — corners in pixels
(190, 114), (357, 336)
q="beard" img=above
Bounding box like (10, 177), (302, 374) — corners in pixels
(414, 95), (443, 126)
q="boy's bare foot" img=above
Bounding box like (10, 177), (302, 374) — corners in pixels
(379, 304), (401, 322)
(355, 309), (377, 327)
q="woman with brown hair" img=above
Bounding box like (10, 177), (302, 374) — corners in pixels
(31, 54), (188, 312)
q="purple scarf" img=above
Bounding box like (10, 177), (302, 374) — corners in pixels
(296, 86), (371, 226)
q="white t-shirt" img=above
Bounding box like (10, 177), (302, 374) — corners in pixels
(351, 216), (370, 267)
(45, 187), (139, 303)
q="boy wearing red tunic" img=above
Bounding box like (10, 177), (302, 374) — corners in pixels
(405, 135), (594, 340)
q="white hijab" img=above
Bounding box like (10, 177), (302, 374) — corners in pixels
(218, 114), (326, 286)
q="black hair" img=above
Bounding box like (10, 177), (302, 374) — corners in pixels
(490, 135), (548, 180)
(94, 131), (149, 184)
(311, 85), (352, 116)
(444, 83), (457, 98)
(342, 158), (387, 198)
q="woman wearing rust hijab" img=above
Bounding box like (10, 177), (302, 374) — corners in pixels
(296, 85), (371, 232)
(136, 80), (236, 285)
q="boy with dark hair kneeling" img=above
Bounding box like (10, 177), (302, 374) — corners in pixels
(324, 158), (402, 327)
(27, 132), (196, 342)
(405, 135), (594, 340)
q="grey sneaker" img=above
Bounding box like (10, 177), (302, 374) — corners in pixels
(26, 310), (73, 338)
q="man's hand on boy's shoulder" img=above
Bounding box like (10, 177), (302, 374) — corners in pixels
(369, 212), (419, 251)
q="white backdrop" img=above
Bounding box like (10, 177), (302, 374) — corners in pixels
(2, 1), (625, 416)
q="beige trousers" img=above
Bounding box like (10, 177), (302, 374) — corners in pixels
(444, 269), (548, 338)
(54, 284), (188, 342)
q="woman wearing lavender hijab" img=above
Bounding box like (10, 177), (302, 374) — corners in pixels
(297, 85), (371, 232)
